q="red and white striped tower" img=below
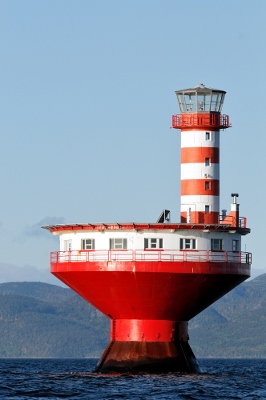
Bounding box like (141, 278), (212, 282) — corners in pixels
(172, 84), (230, 224)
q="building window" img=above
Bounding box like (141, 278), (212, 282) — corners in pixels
(64, 240), (72, 251)
(211, 239), (223, 251)
(232, 240), (239, 251)
(81, 239), (95, 250)
(144, 238), (163, 249)
(180, 238), (196, 250)
(205, 205), (210, 213)
(205, 158), (210, 166)
(206, 132), (210, 140)
(205, 181), (210, 190)
(110, 238), (127, 250)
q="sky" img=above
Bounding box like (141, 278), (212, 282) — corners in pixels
(0, 0), (265, 285)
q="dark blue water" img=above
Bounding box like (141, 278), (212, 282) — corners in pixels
(0, 358), (265, 399)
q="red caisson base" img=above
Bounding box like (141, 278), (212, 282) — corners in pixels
(50, 255), (250, 373)
(95, 320), (201, 373)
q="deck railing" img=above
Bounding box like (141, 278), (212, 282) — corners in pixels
(219, 214), (247, 228)
(51, 250), (252, 265)
(172, 113), (231, 129)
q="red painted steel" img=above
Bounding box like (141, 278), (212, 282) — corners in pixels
(172, 113), (231, 130)
(51, 251), (250, 373)
(181, 147), (219, 163)
(111, 319), (175, 342)
(45, 223), (250, 235)
(180, 211), (220, 224)
(181, 179), (219, 196)
(50, 253), (251, 322)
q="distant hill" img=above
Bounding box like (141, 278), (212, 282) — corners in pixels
(0, 283), (109, 358)
(0, 275), (265, 358)
(189, 274), (266, 358)
(0, 282), (73, 303)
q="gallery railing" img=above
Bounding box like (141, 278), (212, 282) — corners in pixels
(50, 250), (252, 264)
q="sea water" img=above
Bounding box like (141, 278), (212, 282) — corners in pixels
(0, 358), (265, 399)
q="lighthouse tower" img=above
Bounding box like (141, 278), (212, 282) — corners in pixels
(43, 84), (251, 373)
(173, 84), (228, 224)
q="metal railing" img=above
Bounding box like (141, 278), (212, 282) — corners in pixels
(219, 215), (247, 228)
(172, 113), (231, 129)
(51, 250), (252, 265)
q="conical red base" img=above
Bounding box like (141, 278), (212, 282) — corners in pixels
(95, 340), (201, 373)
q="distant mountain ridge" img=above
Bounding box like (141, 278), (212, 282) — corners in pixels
(0, 274), (265, 358)
(0, 283), (109, 358)
(189, 273), (266, 358)
(0, 282), (73, 303)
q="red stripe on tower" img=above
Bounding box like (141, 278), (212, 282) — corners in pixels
(172, 84), (231, 224)
(181, 179), (219, 196)
(181, 147), (219, 164)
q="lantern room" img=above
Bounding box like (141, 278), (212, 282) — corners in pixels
(175, 84), (226, 114)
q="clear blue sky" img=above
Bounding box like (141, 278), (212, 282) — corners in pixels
(0, 0), (265, 284)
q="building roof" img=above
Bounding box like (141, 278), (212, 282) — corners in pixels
(175, 83), (226, 94)
(42, 222), (250, 235)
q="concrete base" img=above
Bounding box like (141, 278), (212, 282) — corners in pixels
(95, 340), (201, 374)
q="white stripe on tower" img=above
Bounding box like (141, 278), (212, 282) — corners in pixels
(181, 164), (219, 180)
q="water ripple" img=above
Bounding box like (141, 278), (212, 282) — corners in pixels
(0, 359), (265, 399)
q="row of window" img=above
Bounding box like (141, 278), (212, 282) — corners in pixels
(64, 238), (239, 251)
(80, 238), (163, 250)
(181, 238), (239, 251)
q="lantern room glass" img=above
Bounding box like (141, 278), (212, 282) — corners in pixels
(175, 86), (225, 114)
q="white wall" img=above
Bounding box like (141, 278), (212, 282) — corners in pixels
(57, 229), (242, 252)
